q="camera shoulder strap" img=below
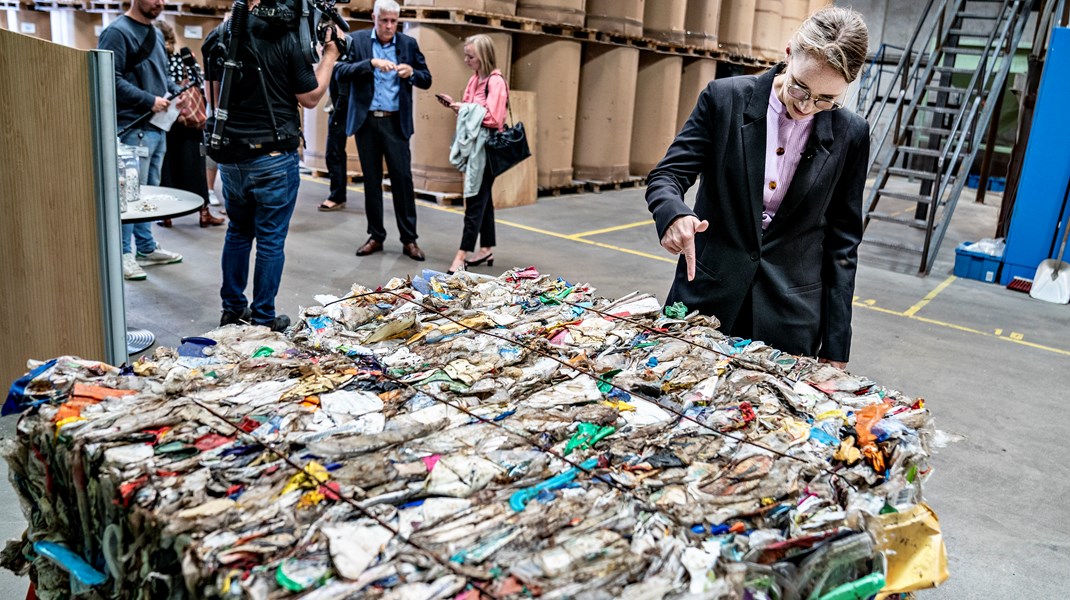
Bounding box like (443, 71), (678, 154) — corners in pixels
(128, 25), (158, 79)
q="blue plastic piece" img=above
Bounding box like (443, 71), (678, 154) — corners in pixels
(509, 457), (599, 511)
(809, 428), (839, 446)
(3, 359), (58, 416)
(690, 524), (706, 534)
(33, 541), (108, 586)
(178, 336), (217, 357)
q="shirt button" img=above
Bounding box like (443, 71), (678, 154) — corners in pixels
(750, 252), (759, 261)
(768, 181), (777, 190)
(776, 147), (785, 156)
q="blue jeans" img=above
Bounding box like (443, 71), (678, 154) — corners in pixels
(119, 129), (166, 254)
(218, 151), (300, 325)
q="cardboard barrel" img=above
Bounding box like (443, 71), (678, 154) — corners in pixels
(572, 44), (638, 182)
(808, 0), (830, 16)
(303, 103), (362, 178)
(585, 0), (645, 38)
(683, 0), (721, 50)
(512, 36), (582, 188)
(402, 0), (518, 15)
(630, 53), (682, 176)
(642, 0), (686, 45)
(516, 0), (587, 27)
(780, 0), (809, 58)
(676, 58), (717, 133)
(408, 24), (512, 194)
(753, 0), (785, 62)
(719, 0), (756, 56)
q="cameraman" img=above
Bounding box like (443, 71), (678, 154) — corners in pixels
(206, 0), (343, 331)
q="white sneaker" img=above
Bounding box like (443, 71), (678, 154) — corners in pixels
(208, 189), (221, 206)
(136, 246), (183, 266)
(122, 253), (147, 280)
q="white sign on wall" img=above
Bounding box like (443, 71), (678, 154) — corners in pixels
(183, 25), (203, 39)
(20, 22), (37, 35)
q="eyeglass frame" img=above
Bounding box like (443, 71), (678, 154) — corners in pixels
(783, 72), (844, 111)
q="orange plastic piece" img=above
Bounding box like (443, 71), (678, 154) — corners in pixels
(855, 402), (891, 447)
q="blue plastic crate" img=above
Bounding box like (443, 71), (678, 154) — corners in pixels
(954, 242), (1002, 283)
(966, 174), (1006, 191)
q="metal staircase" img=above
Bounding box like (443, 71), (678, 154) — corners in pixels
(861, 0), (1032, 274)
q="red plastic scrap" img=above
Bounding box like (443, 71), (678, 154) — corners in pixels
(118, 475), (149, 507)
(739, 401), (756, 423)
(194, 433), (235, 451)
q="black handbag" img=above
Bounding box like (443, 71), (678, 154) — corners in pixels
(483, 75), (530, 177)
(486, 121), (531, 177)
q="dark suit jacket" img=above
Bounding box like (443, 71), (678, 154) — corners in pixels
(645, 65), (869, 362)
(335, 30), (431, 138)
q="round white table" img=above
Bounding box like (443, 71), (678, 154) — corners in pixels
(120, 185), (204, 223)
(120, 185), (206, 354)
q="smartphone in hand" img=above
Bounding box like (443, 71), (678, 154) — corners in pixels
(435, 93), (452, 107)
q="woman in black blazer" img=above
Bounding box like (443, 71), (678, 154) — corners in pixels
(645, 6), (870, 368)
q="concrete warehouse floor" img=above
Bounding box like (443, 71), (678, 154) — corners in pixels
(2, 174), (1068, 597)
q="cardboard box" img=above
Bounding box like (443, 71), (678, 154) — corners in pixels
(630, 53), (681, 176)
(573, 44), (638, 182)
(954, 242), (1003, 283)
(752, 0), (783, 61)
(408, 23), (512, 194)
(168, 15), (223, 65)
(403, 0), (517, 15)
(491, 90), (538, 208)
(512, 36), (581, 188)
(517, 0), (587, 27)
(683, 0), (721, 50)
(642, 0), (686, 45)
(719, 0), (755, 56)
(586, 0), (645, 38)
(677, 57), (717, 133)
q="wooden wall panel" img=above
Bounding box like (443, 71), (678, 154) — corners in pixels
(0, 30), (107, 385)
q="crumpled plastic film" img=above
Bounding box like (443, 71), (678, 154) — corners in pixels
(2, 269), (943, 599)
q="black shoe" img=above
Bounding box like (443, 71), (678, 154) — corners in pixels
(220, 307), (252, 326)
(464, 253), (494, 268)
(253, 314), (291, 332)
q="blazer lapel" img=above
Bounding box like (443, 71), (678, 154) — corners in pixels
(740, 66), (780, 245)
(765, 111), (834, 238)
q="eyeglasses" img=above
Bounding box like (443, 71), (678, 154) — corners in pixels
(785, 77), (843, 111)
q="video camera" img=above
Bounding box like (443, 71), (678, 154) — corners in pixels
(208, 0), (350, 156)
(253, 0), (351, 63)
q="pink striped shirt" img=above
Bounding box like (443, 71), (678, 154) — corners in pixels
(762, 85), (815, 230)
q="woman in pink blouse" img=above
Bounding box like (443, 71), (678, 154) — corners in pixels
(438, 34), (508, 274)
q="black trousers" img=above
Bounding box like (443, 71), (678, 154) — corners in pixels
(354, 114), (418, 244)
(325, 95), (349, 203)
(460, 161), (496, 251)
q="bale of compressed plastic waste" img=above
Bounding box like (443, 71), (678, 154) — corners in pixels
(1, 268), (947, 599)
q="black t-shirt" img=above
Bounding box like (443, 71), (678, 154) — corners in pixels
(206, 16), (318, 162)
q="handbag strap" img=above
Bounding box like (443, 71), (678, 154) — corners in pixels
(481, 72), (513, 126)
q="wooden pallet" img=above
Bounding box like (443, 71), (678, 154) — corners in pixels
(539, 176), (647, 197)
(381, 181), (463, 207)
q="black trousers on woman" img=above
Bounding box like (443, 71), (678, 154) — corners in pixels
(461, 162), (496, 252)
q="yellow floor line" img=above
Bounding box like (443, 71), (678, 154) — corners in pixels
(566, 220), (650, 239)
(853, 302), (1070, 357)
(302, 173), (1068, 356)
(904, 275), (956, 316)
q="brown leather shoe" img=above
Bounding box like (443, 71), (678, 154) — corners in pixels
(356, 238), (384, 256)
(402, 242), (426, 261)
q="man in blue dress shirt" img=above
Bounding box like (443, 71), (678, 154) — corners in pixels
(335, 0), (432, 261)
